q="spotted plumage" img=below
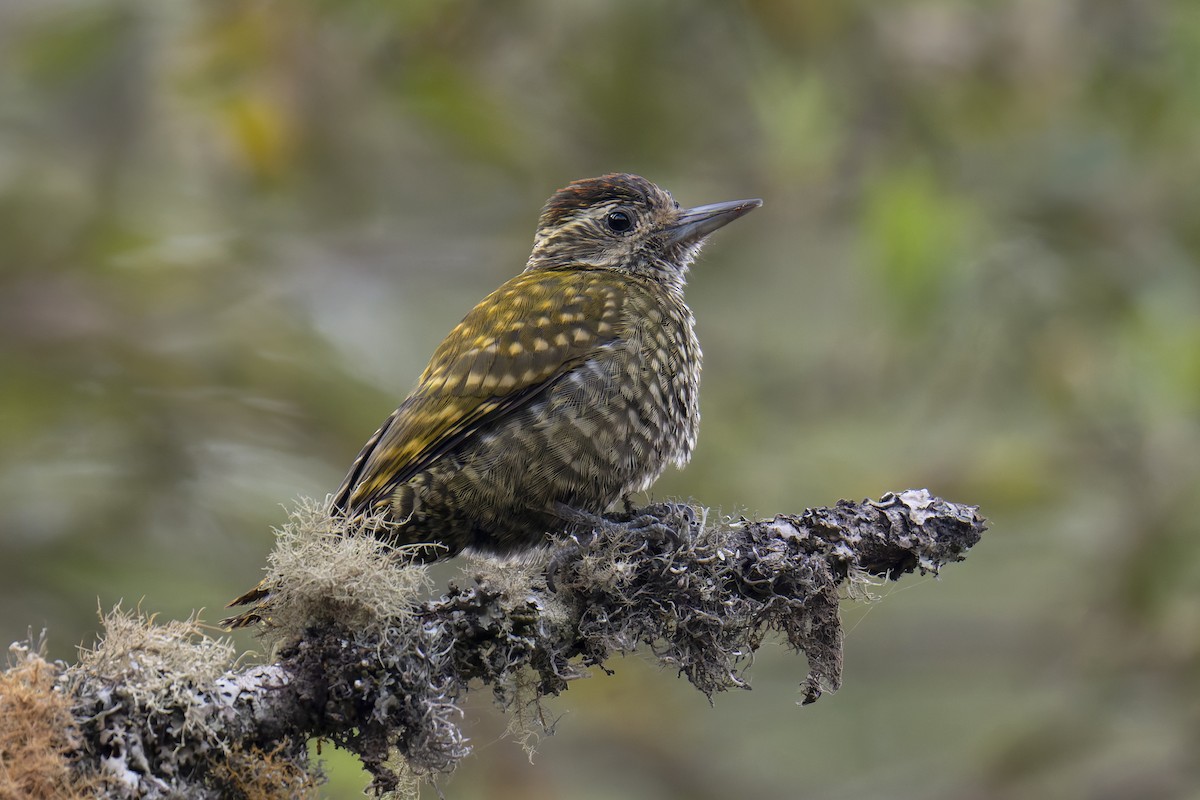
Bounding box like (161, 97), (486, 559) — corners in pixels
(226, 174), (759, 624)
(335, 173), (759, 556)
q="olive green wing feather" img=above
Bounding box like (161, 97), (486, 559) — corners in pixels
(332, 269), (626, 518)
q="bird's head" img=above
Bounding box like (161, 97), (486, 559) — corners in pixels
(525, 173), (761, 290)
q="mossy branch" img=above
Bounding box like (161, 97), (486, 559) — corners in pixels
(7, 490), (985, 798)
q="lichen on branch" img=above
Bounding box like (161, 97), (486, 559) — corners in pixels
(10, 490), (985, 798)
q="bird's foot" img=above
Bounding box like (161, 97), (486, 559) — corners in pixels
(544, 502), (699, 591)
(545, 504), (614, 591)
(620, 501), (696, 551)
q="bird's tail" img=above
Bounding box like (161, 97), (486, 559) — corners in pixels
(221, 579), (271, 629)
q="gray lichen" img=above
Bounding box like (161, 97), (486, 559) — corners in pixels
(44, 489), (984, 797)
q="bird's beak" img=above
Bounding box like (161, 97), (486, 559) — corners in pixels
(666, 198), (763, 246)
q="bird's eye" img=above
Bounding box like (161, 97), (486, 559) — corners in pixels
(605, 210), (633, 233)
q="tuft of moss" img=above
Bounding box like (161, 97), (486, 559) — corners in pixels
(74, 605), (236, 742)
(233, 497), (434, 647)
(0, 640), (98, 799)
(208, 744), (319, 800)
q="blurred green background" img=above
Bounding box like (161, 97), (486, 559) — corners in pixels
(2, 1), (1198, 797)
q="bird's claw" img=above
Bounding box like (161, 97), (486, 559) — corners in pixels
(545, 528), (598, 593)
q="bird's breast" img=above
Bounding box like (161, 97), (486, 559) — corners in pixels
(615, 284), (702, 472)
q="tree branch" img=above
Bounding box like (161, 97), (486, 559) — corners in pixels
(16, 490), (985, 798)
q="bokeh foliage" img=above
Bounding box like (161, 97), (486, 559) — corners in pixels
(1, 1), (1197, 797)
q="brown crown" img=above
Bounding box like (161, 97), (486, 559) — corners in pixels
(538, 173), (668, 229)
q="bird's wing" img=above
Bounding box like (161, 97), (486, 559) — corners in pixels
(332, 269), (628, 518)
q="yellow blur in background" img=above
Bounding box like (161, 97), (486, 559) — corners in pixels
(1, 2), (1198, 798)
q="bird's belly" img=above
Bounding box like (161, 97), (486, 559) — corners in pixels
(397, 337), (698, 555)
